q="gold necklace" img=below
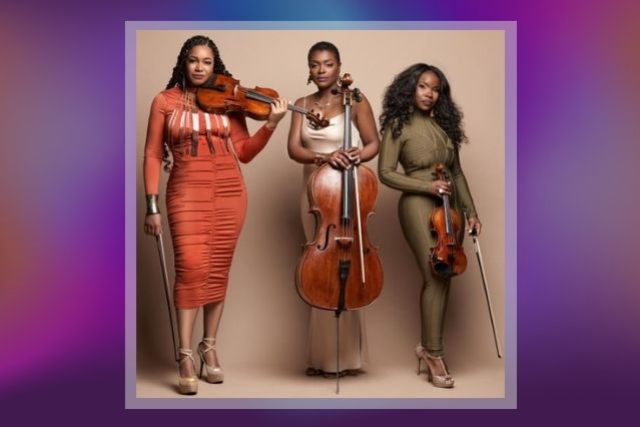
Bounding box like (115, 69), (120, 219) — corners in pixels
(314, 93), (334, 110)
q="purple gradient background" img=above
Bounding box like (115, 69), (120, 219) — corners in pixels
(1, 0), (638, 424)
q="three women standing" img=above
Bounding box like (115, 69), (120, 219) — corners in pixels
(142, 36), (484, 393)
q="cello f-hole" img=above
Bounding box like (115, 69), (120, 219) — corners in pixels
(318, 224), (336, 250)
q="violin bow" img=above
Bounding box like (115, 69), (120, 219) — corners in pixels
(353, 170), (366, 284)
(468, 229), (502, 358)
(155, 234), (179, 363)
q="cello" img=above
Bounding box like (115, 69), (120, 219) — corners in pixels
(295, 74), (384, 392)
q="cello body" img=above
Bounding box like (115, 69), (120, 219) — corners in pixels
(296, 163), (383, 311)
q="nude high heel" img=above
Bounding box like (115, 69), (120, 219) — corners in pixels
(198, 337), (224, 384)
(177, 348), (198, 395)
(415, 343), (454, 388)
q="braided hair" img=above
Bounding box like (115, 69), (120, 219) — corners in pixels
(379, 63), (467, 147)
(165, 35), (230, 90)
(162, 36), (231, 171)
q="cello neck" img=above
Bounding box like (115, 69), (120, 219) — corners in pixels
(341, 102), (354, 221)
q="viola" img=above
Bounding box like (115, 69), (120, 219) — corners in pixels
(429, 163), (467, 278)
(196, 73), (329, 129)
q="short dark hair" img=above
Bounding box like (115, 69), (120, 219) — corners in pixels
(307, 41), (341, 65)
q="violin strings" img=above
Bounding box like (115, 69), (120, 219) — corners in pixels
(236, 86), (324, 131)
(238, 86), (275, 104)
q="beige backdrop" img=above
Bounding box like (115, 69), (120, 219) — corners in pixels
(135, 30), (505, 398)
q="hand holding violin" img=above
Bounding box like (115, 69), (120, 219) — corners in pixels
(266, 97), (289, 130)
(430, 179), (452, 197)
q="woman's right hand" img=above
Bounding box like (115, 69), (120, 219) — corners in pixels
(144, 214), (162, 236)
(327, 149), (352, 170)
(430, 179), (451, 197)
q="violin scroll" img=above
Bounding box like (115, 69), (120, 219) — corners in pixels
(305, 110), (330, 130)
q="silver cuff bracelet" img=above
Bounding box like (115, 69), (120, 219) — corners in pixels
(146, 194), (160, 215)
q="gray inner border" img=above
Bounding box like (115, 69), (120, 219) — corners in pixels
(125, 20), (517, 409)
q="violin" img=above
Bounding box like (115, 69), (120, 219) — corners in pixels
(196, 73), (329, 129)
(429, 163), (467, 278)
(296, 74), (383, 314)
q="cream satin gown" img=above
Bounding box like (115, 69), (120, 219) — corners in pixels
(299, 103), (369, 372)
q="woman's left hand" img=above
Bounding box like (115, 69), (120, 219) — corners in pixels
(345, 147), (362, 165)
(266, 97), (289, 129)
(468, 217), (482, 236)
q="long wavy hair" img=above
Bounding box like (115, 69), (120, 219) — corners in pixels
(162, 36), (231, 171)
(379, 63), (467, 147)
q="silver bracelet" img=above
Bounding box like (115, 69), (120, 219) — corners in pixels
(146, 194), (160, 215)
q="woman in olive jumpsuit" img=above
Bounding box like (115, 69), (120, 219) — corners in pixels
(378, 63), (482, 388)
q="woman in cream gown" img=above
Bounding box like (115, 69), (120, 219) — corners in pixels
(287, 41), (380, 376)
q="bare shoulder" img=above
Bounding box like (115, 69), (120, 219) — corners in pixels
(295, 95), (314, 107)
(353, 91), (374, 118)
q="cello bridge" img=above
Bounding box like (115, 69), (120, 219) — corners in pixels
(334, 236), (354, 248)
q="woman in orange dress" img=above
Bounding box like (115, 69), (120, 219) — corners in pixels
(143, 35), (287, 395)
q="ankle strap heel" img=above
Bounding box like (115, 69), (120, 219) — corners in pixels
(414, 343), (454, 388)
(177, 348), (198, 395)
(197, 338), (224, 384)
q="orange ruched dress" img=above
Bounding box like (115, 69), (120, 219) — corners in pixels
(144, 87), (274, 309)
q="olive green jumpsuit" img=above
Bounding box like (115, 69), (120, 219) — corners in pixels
(378, 110), (478, 356)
